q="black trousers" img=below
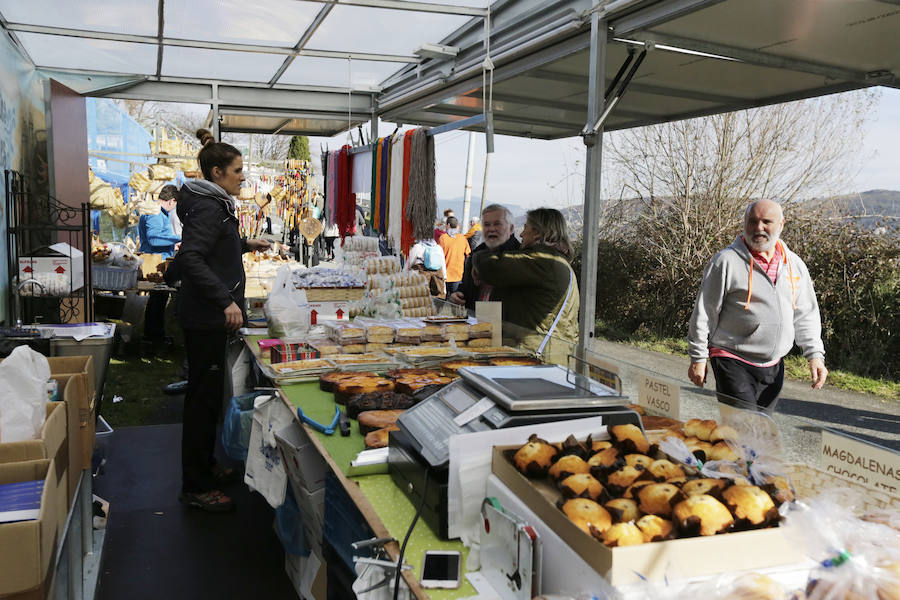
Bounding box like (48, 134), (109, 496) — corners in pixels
(710, 356), (785, 410)
(182, 329), (228, 492)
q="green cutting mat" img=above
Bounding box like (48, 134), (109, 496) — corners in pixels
(280, 381), (476, 599)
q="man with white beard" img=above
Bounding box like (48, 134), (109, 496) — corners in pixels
(687, 199), (828, 410)
(449, 204), (520, 310)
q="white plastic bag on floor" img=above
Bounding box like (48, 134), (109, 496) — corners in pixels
(244, 395), (294, 508)
(0, 346), (50, 442)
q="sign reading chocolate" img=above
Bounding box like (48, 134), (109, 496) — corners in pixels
(820, 431), (900, 497)
(638, 373), (680, 419)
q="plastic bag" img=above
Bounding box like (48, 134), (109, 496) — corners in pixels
(222, 390), (270, 461)
(265, 266), (310, 339)
(783, 494), (900, 600)
(275, 486), (310, 557)
(0, 346), (50, 443)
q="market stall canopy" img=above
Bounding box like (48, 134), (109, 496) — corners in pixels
(1, 0), (897, 137)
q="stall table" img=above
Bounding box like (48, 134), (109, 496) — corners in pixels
(245, 334), (474, 599)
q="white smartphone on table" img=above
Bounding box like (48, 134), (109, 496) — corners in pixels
(420, 550), (461, 589)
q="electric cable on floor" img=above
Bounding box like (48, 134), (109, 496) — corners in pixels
(393, 467), (430, 600)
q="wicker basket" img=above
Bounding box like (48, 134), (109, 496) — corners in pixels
(786, 463), (899, 512)
(300, 287), (365, 302)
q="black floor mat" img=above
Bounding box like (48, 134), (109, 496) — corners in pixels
(93, 424), (297, 600)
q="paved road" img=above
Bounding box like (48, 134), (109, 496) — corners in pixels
(590, 339), (900, 462)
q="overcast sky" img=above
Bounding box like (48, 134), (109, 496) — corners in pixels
(308, 86), (900, 213)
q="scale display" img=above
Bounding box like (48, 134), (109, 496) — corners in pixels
(395, 365), (636, 468)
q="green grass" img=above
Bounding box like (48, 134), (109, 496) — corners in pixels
(783, 354), (900, 401)
(599, 331), (900, 402)
(102, 347), (184, 428)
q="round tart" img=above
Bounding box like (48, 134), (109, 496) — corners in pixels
(364, 426), (398, 449)
(602, 522), (645, 547)
(673, 494), (734, 536)
(513, 434), (558, 478)
(487, 356), (543, 366)
(319, 370), (377, 392)
(357, 409), (405, 435)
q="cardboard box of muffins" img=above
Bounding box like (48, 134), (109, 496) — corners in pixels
(490, 422), (805, 585)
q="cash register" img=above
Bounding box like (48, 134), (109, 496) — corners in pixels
(388, 364), (641, 539)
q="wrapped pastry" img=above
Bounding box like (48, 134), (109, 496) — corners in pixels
(709, 441), (740, 462)
(602, 522), (645, 547)
(610, 424), (651, 454)
(625, 454), (654, 470)
(682, 478), (728, 498)
(606, 465), (653, 496)
(721, 484), (778, 528)
(559, 498), (611, 540)
(605, 498), (640, 523)
(549, 455), (591, 480)
(636, 483), (682, 517)
(636, 514), (675, 542)
(513, 434), (558, 478)
(648, 459), (686, 482)
(559, 474), (607, 502)
(466, 337), (493, 348)
(673, 494), (734, 536)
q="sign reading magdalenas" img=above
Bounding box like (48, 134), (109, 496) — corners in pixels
(820, 431), (900, 497)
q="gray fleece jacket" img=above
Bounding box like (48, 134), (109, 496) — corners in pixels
(688, 236), (825, 365)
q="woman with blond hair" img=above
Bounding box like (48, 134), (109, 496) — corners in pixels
(472, 207), (579, 364)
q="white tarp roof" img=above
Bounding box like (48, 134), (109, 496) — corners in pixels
(1, 0), (897, 137)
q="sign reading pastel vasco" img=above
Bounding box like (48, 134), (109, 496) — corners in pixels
(820, 431), (900, 497)
(638, 374), (680, 420)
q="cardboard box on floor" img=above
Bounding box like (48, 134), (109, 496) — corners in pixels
(491, 445), (805, 585)
(0, 402), (70, 542)
(0, 458), (59, 597)
(48, 355), (95, 475)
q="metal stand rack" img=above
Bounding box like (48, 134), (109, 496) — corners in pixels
(5, 169), (93, 326)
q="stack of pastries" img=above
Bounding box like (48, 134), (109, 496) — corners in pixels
(510, 422), (787, 548)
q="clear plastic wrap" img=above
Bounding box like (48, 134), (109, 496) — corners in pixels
(783, 494), (900, 600)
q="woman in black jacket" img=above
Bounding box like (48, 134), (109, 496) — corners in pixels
(174, 129), (269, 512)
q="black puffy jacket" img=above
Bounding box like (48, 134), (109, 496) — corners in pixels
(174, 180), (249, 330)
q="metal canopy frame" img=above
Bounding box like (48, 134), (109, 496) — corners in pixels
(2, 0), (899, 355)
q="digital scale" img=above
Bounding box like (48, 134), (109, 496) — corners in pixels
(388, 364), (641, 539)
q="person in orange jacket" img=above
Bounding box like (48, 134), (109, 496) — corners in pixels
(437, 216), (471, 296)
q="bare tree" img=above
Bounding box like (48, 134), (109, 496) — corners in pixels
(593, 89), (879, 331)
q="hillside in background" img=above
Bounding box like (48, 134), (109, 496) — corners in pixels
(435, 196), (526, 223)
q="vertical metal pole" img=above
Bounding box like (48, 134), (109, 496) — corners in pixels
(462, 132), (476, 227)
(370, 110), (379, 142)
(577, 3), (607, 358)
(211, 83), (221, 141)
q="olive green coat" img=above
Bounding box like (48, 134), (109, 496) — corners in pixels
(472, 244), (579, 365)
